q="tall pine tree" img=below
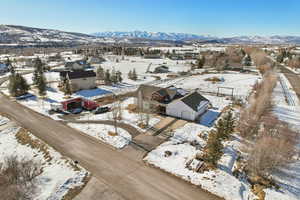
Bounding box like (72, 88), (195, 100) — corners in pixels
(63, 79), (72, 96)
(104, 69), (111, 85)
(37, 74), (47, 96)
(132, 68), (138, 81)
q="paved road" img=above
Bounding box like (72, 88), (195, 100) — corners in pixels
(0, 95), (221, 200)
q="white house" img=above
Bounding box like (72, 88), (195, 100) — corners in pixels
(60, 70), (96, 91)
(166, 91), (210, 121)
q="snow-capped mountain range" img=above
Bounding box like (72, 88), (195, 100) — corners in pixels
(0, 25), (300, 46)
(92, 31), (214, 41)
(93, 31), (300, 44)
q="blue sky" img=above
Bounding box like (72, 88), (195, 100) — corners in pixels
(1, 0), (299, 37)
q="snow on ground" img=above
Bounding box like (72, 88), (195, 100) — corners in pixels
(23, 71), (61, 85)
(269, 73), (300, 200)
(68, 123), (131, 149)
(158, 72), (259, 99)
(77, 97), (161, 133)
(0, 116), (89, 200)
(144, 123), (255, 200)
(144, 72), (300, 200)
(101, 55), (191, 84)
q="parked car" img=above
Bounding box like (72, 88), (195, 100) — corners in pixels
(93, 106), (110, 114)
(69, 107), (83, 114)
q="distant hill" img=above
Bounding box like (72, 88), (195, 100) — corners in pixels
(0, 25), (115, 46)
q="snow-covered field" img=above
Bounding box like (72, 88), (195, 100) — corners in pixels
(0, 116), (89, 200)
(158, 72), (259, 98)
(101, 55), (191, 84)
(68, 123), (131, 149)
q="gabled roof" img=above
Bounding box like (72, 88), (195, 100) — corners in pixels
(181, 91), (209, 112)
(155, 88), (177, 99)
(60, 70), (96, 79)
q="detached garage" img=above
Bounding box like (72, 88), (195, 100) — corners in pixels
(166, 91), (210, 121)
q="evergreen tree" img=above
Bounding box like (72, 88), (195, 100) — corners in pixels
(104, 69), (111, 84)
(116, 70), (122, 82)
(132, 68), (138, 81)
(32, 58), (43, 85)
(203, 131), (223, 167)
(8, 73), (29, 97)
(37, 74), (47, 96)
(110, 69), (118, 84)
(215, 110), (235, 140)
(63, 79), (72, 96)
(128, 70), (132, 79)
(223, 110), (235, 136)
(96, 66), (105, 80)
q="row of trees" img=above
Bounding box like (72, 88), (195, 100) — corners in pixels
(8, 57), (47, 97)
(238, 71), (277, 139)
(96, 66), (123, 85)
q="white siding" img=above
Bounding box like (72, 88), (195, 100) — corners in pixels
(166, 100), (209, 121)
(166, 100), (196, 121)
(70, 77), (96, 91)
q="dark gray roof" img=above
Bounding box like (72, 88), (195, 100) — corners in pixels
(60, 70), (96, 79)
(181, 92), (209, 111)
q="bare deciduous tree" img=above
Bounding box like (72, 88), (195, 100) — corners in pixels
(246, 119), (298, 179)
(0, 156), (42, 200)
